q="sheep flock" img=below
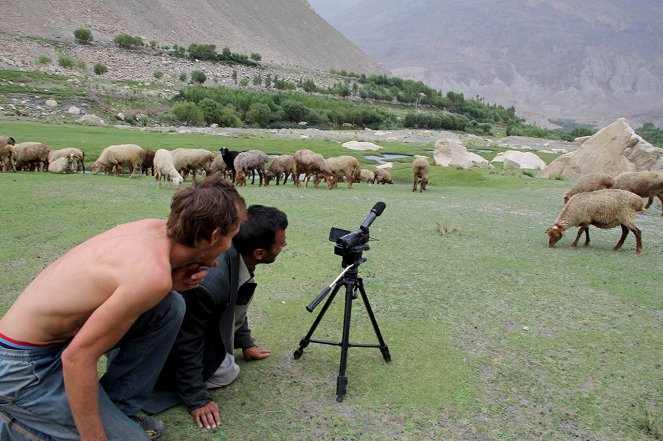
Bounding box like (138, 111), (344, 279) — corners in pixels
(3, 133), (662, 255)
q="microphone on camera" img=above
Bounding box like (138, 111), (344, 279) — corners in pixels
(360, 201), (386, 233)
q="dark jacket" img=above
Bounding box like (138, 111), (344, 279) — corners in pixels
(152, 246), (240, 411)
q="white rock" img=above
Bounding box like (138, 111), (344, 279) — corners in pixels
(67, 106), (81, 115)
(45, 99), (58, 107)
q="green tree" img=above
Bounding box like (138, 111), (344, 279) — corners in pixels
(190, 70), (207, 84)
(246, 102), (272, 127)
(187, 44), (217, 61)
(250, 52), (262, 62)
(282, 100), (308, 122)
(73, 28), (93, 44)
(172, 102), (204, 125)
(114, 33), (143, 49)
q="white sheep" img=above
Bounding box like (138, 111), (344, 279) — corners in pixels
(562, 172), (615, 204)
(265, 154), (297, 186)
(373, 167), (393, 185)
(412, 157), (430, 192)
(0, 136), (16, 172)
(13, 142), (51, 172)
(209, 153), (227, 177)
(325, 155), (361, 189)
(153, 149), (184, 189)
(171, 148), (216, 183)
(613, 171), (663, 216)
(47, 153), (78, 174)
(293, 149), (333, 188)
(233, 150), (268, 186)
(359, 169), (375, 184)
(92, 144), (144, 177)
(48, 148), (86, 173)
(546, 189), (645, 255)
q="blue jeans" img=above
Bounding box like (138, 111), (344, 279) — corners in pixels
(0, 291), (185, 440)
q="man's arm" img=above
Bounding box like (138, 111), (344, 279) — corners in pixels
(234, 310), (271, 360)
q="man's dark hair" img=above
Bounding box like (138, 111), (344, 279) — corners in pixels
(233, 205), (288, 256)
(167, 175), (247, 247)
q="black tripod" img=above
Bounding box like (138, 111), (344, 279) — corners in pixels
(293, 241), (391, 402)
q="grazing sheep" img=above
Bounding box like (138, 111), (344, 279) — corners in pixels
(48, 148), (86, 173)
(171, 148), (216, 183)
(359, 169), (375, 184)
(209, 153), (227, 177)
(233, 150), (269, 186)
(562, 172), (614, 204)
(325, 155), (361, 189)
(374, 167), (393, 185)
(0, 137), (16, 172)
(235, 169), (247, 186)
(265, 154), (298, 186)
(293, 149), (333, 188)
(613, 171), (663, 216)
(220, 146), (243, 181)
(412, 157), (430, 192)
(47, 153), (78, 174)
(13, 142), (51, 172)
(153, 149), (184, 188)
(140, 149), (156, 176)
(92, 144), (144, 177)
(546, 189), (645, 255)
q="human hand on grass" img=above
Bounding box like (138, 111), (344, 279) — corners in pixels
(243, 346), (271, 360)
(191, 400), (220, 430)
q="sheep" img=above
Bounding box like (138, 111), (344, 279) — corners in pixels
(0, 137), (16, 172)
(373, 167), (393, 185)
(220, 146), (243, 181)
(412, 157), (430, 192)
(233, 150), (269, 186)
(47, 153), (78, 174)
(546, 189), (645, 255)
(140, 149), (156, 176)
(562, 172), (614, 204)
(613, 171), (663, 216)
(209, 153), (227, 177)
(359, 169), (375, 184)
(264, 154), (298, 186)
(171, 148), (216, 183)
(48, 148), (86, 173)
(153, 149), (184, 189)
(13, 142), (51, 172)
(92, 144), (144, 177)
(235, 169), (247, 186)
(293, 149), (333, 188)
(325, 155), (361, 189)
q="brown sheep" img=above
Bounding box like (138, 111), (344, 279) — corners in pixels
(325, 155), (360, 189)
(374, 167), (393, 185)
(13, 142), (51, 172)
(613, 171), (663, 216)
(265, 154), (298, 186)
(293, 149), (333, 188)
(562, 173), (615, 204)
(412, 157), (430, 192)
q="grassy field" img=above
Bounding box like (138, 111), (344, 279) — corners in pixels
(0, 122), (661, 440)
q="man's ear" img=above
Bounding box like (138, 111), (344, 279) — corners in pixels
(210, 227), (222, 243)
(253, 248), (266, 261)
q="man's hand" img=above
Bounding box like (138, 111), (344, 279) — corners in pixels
(172, 264), (209, 291)
(191, 400), (221, 430)
(243, 346), (271, 360)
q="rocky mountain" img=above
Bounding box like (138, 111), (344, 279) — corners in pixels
(0, 0), (384, 74)
(308, 0), (663, 128)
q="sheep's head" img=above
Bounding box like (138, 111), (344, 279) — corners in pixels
(546, 224), (565, 247)
(91, 161), (101, 174)
(562, 193), (571, 204)
(326, 174), (338, 190)
(235, 170), (247, 186)
(8, 136), (15, 146)
(420, 176), (429, 191)
(263, 170), (275, 185)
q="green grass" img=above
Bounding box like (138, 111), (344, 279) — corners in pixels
(0, 123), (661, 440)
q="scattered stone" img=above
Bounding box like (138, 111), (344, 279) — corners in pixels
(45, 99), (58, 107)
(67, 106), (81, 115)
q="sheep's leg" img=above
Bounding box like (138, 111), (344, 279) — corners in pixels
(613, 224), (629, 251)
(570, 226), (588, 248)
(657, 193), (663, 216)
(644, 196), (653, 209)
(631, 226), (643, 255)
(412, 176), (417, 192)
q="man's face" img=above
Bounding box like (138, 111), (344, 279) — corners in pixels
(259, 228), (287, 265)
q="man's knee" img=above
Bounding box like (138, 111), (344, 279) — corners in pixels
(162, 291), (186, 323)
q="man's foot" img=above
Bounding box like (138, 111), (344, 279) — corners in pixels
(130, 415), (164, 440)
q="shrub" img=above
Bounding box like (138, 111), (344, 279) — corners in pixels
(114, 33), (143, 49)
(172, 101), (204, 125)
(246, 102), (272, 126)
(149, 40), (157, 49)
(190, 70), (206, 84)
(93, 62), (108, 75)
(179, 72), (187, 82)
(250, 52), (262, 62)
(36, 55), (51, 64)
(187, 43), (217, 61)
(239, 78), (249, 87)
(57, 55), (75, 68)
(73, 28), (93, 44)
(76, 60), (86, 70)
(252, 73), (262, 86)
(153, 70), (163, 79)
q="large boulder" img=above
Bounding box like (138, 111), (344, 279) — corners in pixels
(342, 141), (382, 151)
(492, 151), (547, 170)
(433, 139), (489, 169)
(537, 118), (663, 180)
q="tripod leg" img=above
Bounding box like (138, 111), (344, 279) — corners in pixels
(336, 278), (355, 402)
(357, 278), (391, 363)
(293, 283), (341, 359)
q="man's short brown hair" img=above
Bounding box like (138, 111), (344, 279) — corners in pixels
(167, 175), (247, 247)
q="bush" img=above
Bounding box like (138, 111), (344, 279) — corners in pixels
(36, 55), (51, 64)
(93, 62), (108, 75)
(187, 43), (217, 61)
(250, 52), (262, 62)
(57, 55), (75, 68)
(153, 70), (163, 79)
(179, 72), (187, 82)
(239, 78), (249, 87)
(190, 70), (206, 84)
(246, 102), (272, 126)
(114, 33), (143, 49)
(73, 28), (93, 44)
(172, 102), (204, 125)
(149, 40), (157, 49)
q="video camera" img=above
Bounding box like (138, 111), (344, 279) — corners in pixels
(328, 202), (386, 257)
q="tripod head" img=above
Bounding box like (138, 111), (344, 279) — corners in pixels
(328, 201), (386, 264)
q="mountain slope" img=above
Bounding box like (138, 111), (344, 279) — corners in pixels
(0, 0), (385, 74)
(308, 0), (663, 127)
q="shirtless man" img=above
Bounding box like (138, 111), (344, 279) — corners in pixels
(0, 175), (246, 441)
